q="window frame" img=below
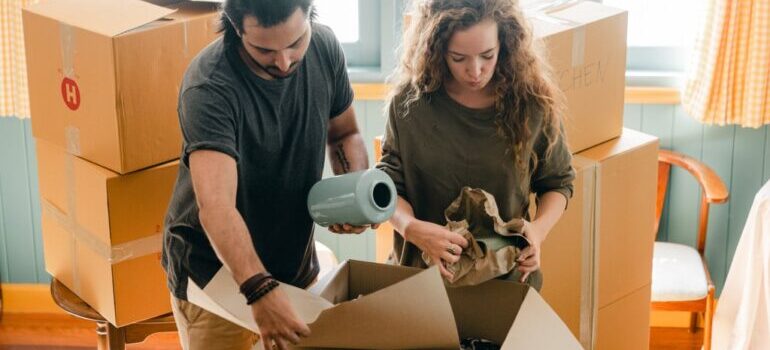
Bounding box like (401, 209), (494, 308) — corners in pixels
(597, 0), (695, 87)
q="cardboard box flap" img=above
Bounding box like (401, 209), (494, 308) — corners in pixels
(24, 0), (175, 37)
(547, 1), (625, 25)
(188, 261), (459, 349)
(525, 1), (625, 37)
(502, 290), (584, 349)
(300, 262), (458, 349)
(579, 128), (658, 162)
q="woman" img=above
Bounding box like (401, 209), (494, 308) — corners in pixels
(376, 0), (575, 289)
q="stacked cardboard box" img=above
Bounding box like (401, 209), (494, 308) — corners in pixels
(525, 0), (629, 154)
(540, 129), (658, 350)
(23, 0), (221, 326)
(378, 1), (657, 349)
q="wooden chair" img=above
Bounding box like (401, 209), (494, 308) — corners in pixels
(0, 276), (3, 321)
(50, 278), (177, 350)
(651, 149), (729, 350)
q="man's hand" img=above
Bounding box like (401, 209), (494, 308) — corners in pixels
(251, 286), (311, 350)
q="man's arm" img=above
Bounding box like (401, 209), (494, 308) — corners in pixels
(189, 150), (262, 283)
(189, 150), (309, 349)
(327, 105), (368, 174)
(326, 105), (379, 234)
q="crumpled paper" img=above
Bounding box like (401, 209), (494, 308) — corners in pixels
(423, 187), (532, 287)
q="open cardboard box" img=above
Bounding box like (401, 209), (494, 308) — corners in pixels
(188, 260), (582, 349)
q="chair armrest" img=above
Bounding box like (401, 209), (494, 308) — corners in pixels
(659, 149), (729, 204)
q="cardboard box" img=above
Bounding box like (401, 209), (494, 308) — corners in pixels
(188, 260), (583, 349)
(525, 0), (628, 153)
(36, 139), (179, 326)
(595, 284), (652, 350)
(578, 128), (658, 309)
(23, 0), (221, 174)
(537, 128), (656, 349)
(539, 155), (597, 348)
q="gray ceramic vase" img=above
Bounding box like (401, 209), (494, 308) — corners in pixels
(307, 168), (397, 226)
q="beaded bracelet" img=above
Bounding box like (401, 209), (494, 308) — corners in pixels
(246, 279), (280, 305)
(240, 272), (273, 299)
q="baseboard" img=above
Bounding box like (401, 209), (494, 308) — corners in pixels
(1, 283), (65, 314)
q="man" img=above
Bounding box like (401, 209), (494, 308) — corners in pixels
(161, 1), (374, 349)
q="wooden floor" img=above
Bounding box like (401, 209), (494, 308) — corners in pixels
(0, 314), (181, 350)
(0, 313), (703, 349)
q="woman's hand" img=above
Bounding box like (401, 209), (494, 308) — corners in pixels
(404, 220), (469, 279)
(517, 220), (547, 283)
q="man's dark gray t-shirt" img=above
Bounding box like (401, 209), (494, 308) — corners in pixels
(162, 23), (353, 300)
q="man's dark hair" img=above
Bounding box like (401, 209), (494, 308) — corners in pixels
(219, 0), (317, 43)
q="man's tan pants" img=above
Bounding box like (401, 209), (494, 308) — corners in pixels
(171, 294), (260, 350)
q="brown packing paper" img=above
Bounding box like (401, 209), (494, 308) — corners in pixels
(36, 139), (178, 326)
(187, 260), (583, 349)
(23, 0), (221, 173)
(425, 187), (530, 287)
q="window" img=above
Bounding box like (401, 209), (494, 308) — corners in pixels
(601, 0), (707, 86)
(314, 0), (359, 43)
(315, 0), (381, 69)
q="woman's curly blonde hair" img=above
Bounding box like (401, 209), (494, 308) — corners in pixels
(387, 0), (567, 176)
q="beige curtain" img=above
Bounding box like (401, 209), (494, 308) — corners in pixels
(0, 0), (35, 119)
(682, 0), (769, 128)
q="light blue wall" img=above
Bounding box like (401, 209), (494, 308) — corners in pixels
(2, 102), (769, 295)
(0, 117), (47, 283)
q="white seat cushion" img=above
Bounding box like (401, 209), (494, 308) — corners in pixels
(314, 241), (339, 281)
(651, 241), (709, 302)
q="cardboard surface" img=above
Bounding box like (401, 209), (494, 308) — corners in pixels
(188, 260), (583, 349)
(578, 128), (659, 309)
(539, 155), (597, 348)
(36, 140), (179, 326)
(595, 284), (652, 350)
(527, 1), (628, 153)
(537, 129), (657, 349)
(23, 0), (220, 173)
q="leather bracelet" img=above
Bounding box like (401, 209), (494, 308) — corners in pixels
(246, 279), (280, 305)
(240, 272), (273, 299)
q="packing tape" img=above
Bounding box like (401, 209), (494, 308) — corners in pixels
(571, 27), (586, 68)
(59, 22), (75, 78)
(576, 157), (597, 349)
(183, 20), (190, 57)
(42, 201), (163, 264)
(44, 153), (163, 295)
(524, 0), (586, 68)
(590, 161), (602, 350)
(64, 126), (81, 156)
(64, 154), (80, 293)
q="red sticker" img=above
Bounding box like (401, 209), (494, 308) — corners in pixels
(60, 77), (81, 111)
